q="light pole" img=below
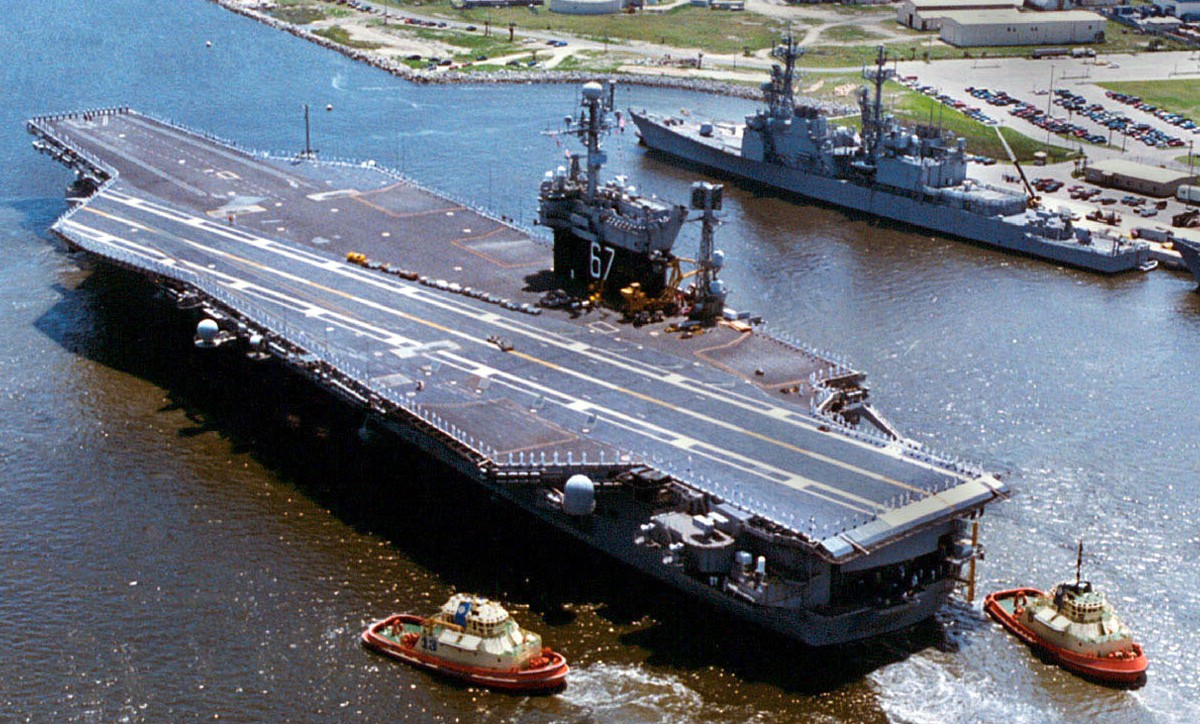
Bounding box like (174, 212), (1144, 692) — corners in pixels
(1045, 65), (1056, 143)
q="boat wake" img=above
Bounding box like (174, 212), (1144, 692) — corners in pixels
(554, 662), (702, 723)
(870, 652), (1052, 724)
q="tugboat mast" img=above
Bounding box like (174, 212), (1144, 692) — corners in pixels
(1075, 540), (1084, 586)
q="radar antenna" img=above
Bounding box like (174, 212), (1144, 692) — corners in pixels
(765, 36), (804, 120)
(552, 80), (618, 200)
(861, 46), (895, 162)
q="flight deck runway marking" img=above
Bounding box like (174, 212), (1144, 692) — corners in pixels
(66, 125), (210, 198)
(431, 350), (880, 514)
(350, 186), (461, 219)
(91, 194), (944, 499)
(119, 114), (315, 189)
(93, 193), (937, 501)
(108, 189), (826, 421)
(64, 207), (917, 514)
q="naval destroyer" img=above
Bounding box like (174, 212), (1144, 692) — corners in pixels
(630, 40), (1149, 274)
(1174, 236), (1200, 286)
(28, 88), (1006, 646)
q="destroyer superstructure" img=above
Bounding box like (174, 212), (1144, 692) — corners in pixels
(29, 103), (1006, 646)
(630, 41), (1150, 274)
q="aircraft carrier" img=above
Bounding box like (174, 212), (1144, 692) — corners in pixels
(28, 102), (1007, 646)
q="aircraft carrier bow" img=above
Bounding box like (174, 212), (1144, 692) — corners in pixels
(28, 105), (1006, 645)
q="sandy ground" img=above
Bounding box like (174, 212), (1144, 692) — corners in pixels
(246, 0), (927, 77)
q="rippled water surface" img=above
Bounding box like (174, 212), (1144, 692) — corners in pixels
(2, 1), (1198, 721)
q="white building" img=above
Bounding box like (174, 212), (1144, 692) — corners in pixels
(548, 0), (623, 13)
(1154, 0), (1200, 20)
(1085, 159), (1195, 198)
(1142, 15), (1184, 32)
(939, 9), (1106, 47)
(1026, 0), (1120, 8)
(897, 0), (1023, 30)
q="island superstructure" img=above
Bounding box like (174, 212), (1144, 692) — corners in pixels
(28, 98), (1006, 646)
(538, 81), (687, 300)
(629, 40), (1150, 274)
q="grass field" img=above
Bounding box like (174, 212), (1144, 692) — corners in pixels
(822, 25), (885, 43)
(1099, 78), (1200, 120)
(268, 0), (328, 24)
(402, 25), (525, 59)
(312, 26), (384, 50)
(389, 2), (789, 54)
(555, 50), (632, 73)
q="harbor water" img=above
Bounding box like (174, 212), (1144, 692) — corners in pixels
(2, 1), (1198, 720)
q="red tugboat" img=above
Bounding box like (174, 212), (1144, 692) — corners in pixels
(985, 543), (1147, 685)
(362, 594), (569, 692)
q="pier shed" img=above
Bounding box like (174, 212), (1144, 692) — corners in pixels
(897, 0), (1023, 31)
(1155, 0), (1200, 21)
(938, 9), (1106, 47)
(548, 0), (623, 12)
(1084, 159), (1196, 198)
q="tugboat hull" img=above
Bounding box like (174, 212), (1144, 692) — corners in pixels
(362, 614), (569, 692)
(984, 588), (1147, 684)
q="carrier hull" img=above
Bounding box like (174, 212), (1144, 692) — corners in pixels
(28, 107), (1008, 648)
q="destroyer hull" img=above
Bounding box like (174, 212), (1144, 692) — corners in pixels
(1174, 237), (1200, 286)
(631, 113), (1147, 274)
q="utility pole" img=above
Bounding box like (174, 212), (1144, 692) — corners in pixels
(302, 103), (314, 159)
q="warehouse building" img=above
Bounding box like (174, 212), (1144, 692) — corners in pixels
(1154, 0), (1200, 20)
(548, 0), (623, 13)
(897, 0), (1023, 31)
(938, 9), (1106, 47)
(1026, 0), (1120, 8)
(1084, 159), (1196, 198)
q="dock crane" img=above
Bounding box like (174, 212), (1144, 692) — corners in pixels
(994, 126), (1041, 207)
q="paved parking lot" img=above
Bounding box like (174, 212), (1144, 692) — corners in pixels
(892, 52), (1200, 261)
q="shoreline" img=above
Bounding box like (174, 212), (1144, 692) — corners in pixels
(207, 0), (794, 103)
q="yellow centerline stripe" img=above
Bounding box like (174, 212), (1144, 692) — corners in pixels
(83, 201), (927, 500)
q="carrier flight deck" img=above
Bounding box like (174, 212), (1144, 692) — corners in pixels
(29, 107), (1006, 645)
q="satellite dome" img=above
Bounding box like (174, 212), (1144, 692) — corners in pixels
(563, 474), (596, 516)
